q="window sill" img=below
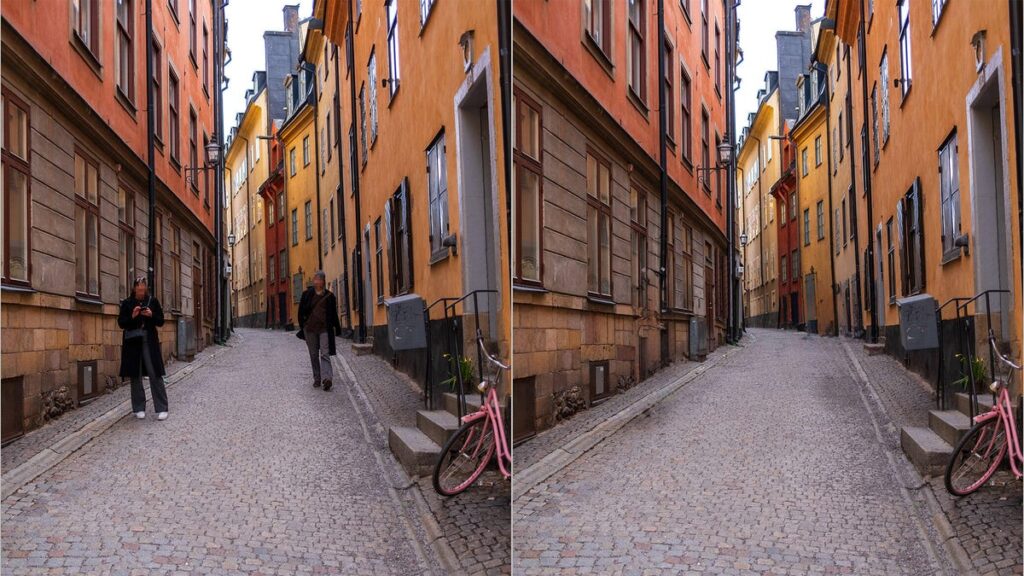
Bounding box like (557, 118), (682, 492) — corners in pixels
(627, 88), (649, 119)
(74, 295), (103, 306)
(2, 283), (35, 294)
(428, 247), (451, 265)
(71, 34), (104, 79)
(586, 294), (615, 306)
(582, 34), (615, 80)
(513, 283), (547, 294)
(115, 89), (138, 119)
(941, 246), (964, 265)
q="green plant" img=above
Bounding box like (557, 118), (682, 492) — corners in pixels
(952, 353), (988, 390)
(440, 354), (475, 392)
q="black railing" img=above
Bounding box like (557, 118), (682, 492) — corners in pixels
(422, 289), (499, 420)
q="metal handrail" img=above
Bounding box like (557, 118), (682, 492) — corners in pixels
(955, 289), (1011, 420)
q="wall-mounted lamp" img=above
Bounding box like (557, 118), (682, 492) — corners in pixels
(459, 30), (476, 73)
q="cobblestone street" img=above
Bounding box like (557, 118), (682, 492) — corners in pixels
(1, 329), (445, 575)
(513, 329), (1013, 575)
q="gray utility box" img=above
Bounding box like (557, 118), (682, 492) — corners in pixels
(896, 293), (938, 351)
(384, 294), (427, 351)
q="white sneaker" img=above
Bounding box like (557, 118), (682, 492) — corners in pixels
(157, 412), (168, 421)
(135, 411), (146, 419)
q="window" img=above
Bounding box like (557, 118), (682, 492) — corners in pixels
(665, 40), (674, 143)
(781, 254), (788, 283)
(322, 209), (329, 254)
(118, 186), (136, 297)
(584, 0), (612, 57)
(714, 24), (721, 95)
(898, 0), (912, 97)
(898, 179), (924, 295)
(938, 131), (960, 257)
(279, 249), (286, 281)
(302, 136), (310, 166)
(789, 193), (797, 221)
(586, 150), (612, 298)
(116, 0), (135, 102)
(374, 218), (383, 302)
(202, 24), (209, 95)
(304, 201), (313, 240)
(153, 212), (163, 301)
(202, 133), (210, 207)
(289, 147), (296, 176)
(932, 0), (948, 24)
(515, 92), (543, 285)
(814, 135), (822, 166)
(871, 84), (879, 165)
(590, 360), (611, 402)
(73, 0), (100, 56)
(426, 132), (449, 259)
(841, 198), (847, 246)
(880, 51), (890, 144)
(834, 209), (841, 254)
(168, 69), (180, 164)
(291, 209), (298, 245)
(359, 85), (367, 164)
(385, 180), (413, 295)
(816, 200), (824, 240)
(78, 360), (100, 403)
(714, 133), (722, 206)
(386, 0), (400, 98)
(701, 109), (710, 193)
(700, 0), (709, 65)
(666, 212), (676, 308)
(630, 186), (648, 307)
(75, 151), (101, 298)
(168, 0), (178, 18)
(420, 0), (436, 25)
(803, 209), (810, 246)
(152, 41), (163, 142)
(278, 193), (285, 222)
(368, 52), (378, 144)
(801, 147), (808, 176)
(680, 69), (692, 164)
(679, 224), (693, 310)
(268, 195), (275, 225)
(838, 111), (844, 161)
(170, 224), (180, 310)
(189, 0), (197, 65)
(627, 0), (646, 102)
(329, 197), (335, 246)
(886, 217), (895, 302)
(791, 249), (799, 282)
(2, 92), (31, 286)
(189, 109), (198, 194)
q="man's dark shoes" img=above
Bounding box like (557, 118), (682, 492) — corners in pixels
(313, 380), (321, 388)
(322, 379), (333, 391)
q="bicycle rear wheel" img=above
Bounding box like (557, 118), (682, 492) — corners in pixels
(433, 417), (495, 497)
(945, 416), (1007, 497)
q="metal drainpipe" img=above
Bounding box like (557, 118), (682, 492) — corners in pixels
(657, 0), (670, 362)
(724, 0), (736, 342)
(215, 0), (231, 340)
(145, 0), (157, 294)
(498, 0), (512, 256)
(332, 47), (352, 332)
(346, 7), (366, 344)
(304, 63), (324, 272)
(1010, 0), (1023, 280)
(858, 0), (877, 343)
(818, 62), (840, 336)
(844, 43), (863, 337)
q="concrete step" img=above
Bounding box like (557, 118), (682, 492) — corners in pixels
(416, 410), (460, 447)
(352, 342), (373, 356)
(442, 392), (507, 418)
(928, 410), (972, 447)
(953, 392), (998, 417)
(387, 426), (440, 478)
(900, 426), (953, 477)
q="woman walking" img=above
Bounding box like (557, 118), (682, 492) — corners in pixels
(298, 271), (342, 390)
(118, 277), (169, 420)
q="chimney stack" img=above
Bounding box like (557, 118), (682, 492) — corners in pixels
(283, 4), (300, 33)
(795, 4), (812, 33)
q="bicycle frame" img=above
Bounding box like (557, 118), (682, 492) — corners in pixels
(969, 333), (1022, 479)
(460, 385), (512, 480)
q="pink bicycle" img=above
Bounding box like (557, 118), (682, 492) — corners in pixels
(944, 330), (1022, 496)
(432, 335), (511, 497)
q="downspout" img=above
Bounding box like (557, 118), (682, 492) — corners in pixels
(498, 0), (512, 254)
(215, 0), (230, 340)
(1010, 0), (1023, 283)
(725, 0), (737, 342)
(346, 9), (366, 344)
(303, 63), (324, 271)
(738, 165), (746, 328)
(844, 44), (863, 337)
(858, 0), (877, 342)
(818, 61), (840, 336)
(333, 46), (352, 331)
(145, 0), (157, 293)
(657, 0), (669, 359)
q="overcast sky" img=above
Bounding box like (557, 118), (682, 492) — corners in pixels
(734, 0), (824, 136)
(222, 0), (312, 135)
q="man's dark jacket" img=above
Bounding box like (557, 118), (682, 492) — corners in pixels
(297, 287), (342, 356)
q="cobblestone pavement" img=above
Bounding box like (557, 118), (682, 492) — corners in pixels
(1, 340), (228, 473)
(842, 338), (1023, 576)
(2, 328), (443, 575)
(514, 329), (957, 575)
(335, 343), (511, 575)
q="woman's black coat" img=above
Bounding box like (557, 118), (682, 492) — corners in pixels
(117, 295), (167, 378)
(297, 287), (342, 356)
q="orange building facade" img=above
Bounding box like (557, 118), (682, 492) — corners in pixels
(2, 0), (218, 442)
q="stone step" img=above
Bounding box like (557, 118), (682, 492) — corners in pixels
(442, 392), (507, 418)
(416, 410), (460, 447)
(387, 426), (440, 478)
(352, 342), (373, 356)
(953, 392), (999, 417)
(900, 426), (953, 477)
(928, 410), (972, 447)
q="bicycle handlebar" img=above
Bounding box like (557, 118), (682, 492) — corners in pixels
(989, 334), (1022, 371)
(477, 335), (509, 371)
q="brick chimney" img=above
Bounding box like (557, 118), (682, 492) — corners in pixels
(283, 4), (300, 33)
(795, 4), (812, 33)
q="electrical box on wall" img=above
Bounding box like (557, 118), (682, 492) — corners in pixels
(896, 294), (938, 351)
(385, 294), (427, 351)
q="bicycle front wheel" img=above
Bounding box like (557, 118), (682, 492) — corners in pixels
(433, 417), (495, 497)
(944, 416), (1007, 497)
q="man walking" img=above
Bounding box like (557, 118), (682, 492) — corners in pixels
(298, 271), (342, 390)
